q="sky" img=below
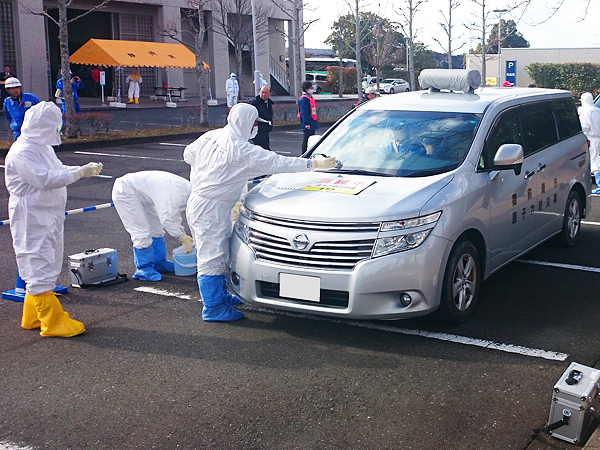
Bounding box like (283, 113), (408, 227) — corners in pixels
(302, 0), (600, 53)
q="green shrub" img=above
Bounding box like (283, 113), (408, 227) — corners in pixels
(325, 66), (358, 94)
(525, 63), (600, 99)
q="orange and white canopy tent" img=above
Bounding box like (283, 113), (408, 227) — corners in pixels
(69, 38), (209, 69)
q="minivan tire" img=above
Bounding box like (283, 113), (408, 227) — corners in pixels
(434, 239), (481, 324)
(390, 88), (395, 94)
(557, 190), (581, 247)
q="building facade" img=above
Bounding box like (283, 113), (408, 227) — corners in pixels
(1, 0), (301, 101)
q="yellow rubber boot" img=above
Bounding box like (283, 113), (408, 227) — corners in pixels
(33, 291), (85, 337)
(134, 98), (139, 104)
(21, 293), (41, 329)
(127, 98), (133, 104)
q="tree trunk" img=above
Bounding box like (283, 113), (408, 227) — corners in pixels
(58, 0), (77, 138)
(235, 45), (243, 99)
(480, 1), (487, 84)
(293, 1), (303, 97)
(354, 0), (362, 99)
(338, 56), (343, 97)
(194, 7), (208, 127)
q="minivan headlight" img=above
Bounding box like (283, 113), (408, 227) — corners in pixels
(379, 211), (441, 232)
(234, 219), (250, 244)
(373, 229), (433, 257)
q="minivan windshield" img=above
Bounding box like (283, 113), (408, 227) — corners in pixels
(314, 110), (481, 177)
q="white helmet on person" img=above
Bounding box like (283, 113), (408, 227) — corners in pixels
(4, 77), (21, 89)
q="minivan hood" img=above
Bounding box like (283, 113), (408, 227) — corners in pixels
(245, 171), (454, 222)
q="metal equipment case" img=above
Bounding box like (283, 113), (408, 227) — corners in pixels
(548, 362), (600, 444)
(68, 248), (118, 287)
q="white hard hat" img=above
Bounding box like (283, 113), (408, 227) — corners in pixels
(230, 73), (237, 78)
(4, 77), (21, 89)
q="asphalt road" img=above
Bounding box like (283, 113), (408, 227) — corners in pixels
(1, 128), (600, 450)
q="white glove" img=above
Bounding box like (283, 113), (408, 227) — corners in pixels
(310, 157), (337, 170)
(78, 162), (103, 178)
(179, 234), (195, 253)
(231, 200), (243, 221)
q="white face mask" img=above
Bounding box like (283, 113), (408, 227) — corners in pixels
(308, 89), (315, 95)
(249, 124), (258, 140)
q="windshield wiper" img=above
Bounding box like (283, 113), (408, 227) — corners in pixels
(327, 169), (395, 177)
(402, 167), (453, 177)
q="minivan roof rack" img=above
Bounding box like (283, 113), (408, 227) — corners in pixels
(419, 69), (481, 93)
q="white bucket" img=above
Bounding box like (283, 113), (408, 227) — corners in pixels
(172, 246), (197, 277)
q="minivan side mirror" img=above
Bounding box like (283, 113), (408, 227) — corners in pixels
(493, 143), (524, 175)
(307, 134), (322, 150)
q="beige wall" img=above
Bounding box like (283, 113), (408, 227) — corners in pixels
(466, 48), (600, 87)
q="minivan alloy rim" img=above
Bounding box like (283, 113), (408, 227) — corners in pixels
(567, 199), (580, 238)
(452, 255), (476, 311)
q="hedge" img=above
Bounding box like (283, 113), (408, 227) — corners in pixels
(525, 63), (600, 99)
(325, 66), (358, 94)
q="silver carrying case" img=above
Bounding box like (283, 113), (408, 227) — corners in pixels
(68, 248), (119, 287)
(546, 362), (600, 445)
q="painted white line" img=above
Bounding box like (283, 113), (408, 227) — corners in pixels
(135, 286), (196, 300)
(0, 164), (4, 168)
(74, 151), (183, 162)
(284, 131), (303, 134)
(137, 287), (568, 361)
(94, 174), (113, 179)
(0, 441), (36, 450)
(517, 259), (600, 274)
(159, 142), (187, 147)
(582, 220), (600, 226)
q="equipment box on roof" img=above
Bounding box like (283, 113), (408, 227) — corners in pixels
(68, 248), (118, 287)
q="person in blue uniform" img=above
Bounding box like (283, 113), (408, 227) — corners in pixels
(56, 72), (83, 114)
(3, 77), (39, 141)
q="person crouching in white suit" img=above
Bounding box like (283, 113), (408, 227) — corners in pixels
(183, 102), (338, 322)
(4, 101), (103, 337)
(112, 171), (194, 281)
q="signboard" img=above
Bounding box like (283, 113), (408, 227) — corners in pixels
(300, 177), (375, 195)
(485, 77), (497, 86)
(505, 61), (516, 86)
(100, 71), (105, 86)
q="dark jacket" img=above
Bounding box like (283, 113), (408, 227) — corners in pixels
(249, 95), (274, 134)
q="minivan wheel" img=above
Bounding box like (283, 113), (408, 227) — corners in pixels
(557, 190), (581, 247)
(434, 239), (481, 324)
(390, 88), (395, 94)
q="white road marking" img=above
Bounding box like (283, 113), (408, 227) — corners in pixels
(136, 287), (568, 361)
(74, 151), (182, 162)
(517, 259), (600, 274)
(284, 131), (303, 134)
(94, 174), (113, 179)
(0, 441), (35, 450)
(0, 164), (4, 168)
(159, 142), (187, 147)
(582, 220), (600, 226)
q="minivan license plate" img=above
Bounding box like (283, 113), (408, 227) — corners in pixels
(279, 273), (321, 302)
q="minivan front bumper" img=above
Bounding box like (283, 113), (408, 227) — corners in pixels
(229, 232), (452, 320)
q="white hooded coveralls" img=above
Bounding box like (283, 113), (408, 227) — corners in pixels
(184, 103), (311, 275)
(579, 92), (600, 174)
(5, 102), (82, 295)
(126, 71), (143, 99)
(112, 171), (191, 249)
(225, 75), (239, 108)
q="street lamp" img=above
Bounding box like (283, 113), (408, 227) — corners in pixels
(493, 9), (508, 87)
(251, 0), (261, 96)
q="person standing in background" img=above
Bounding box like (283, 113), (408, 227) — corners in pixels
(249, 85), (274, 150)
(298, 81), (319, 154)
(579, 92), (600, 193)
(225, 73), (239, 113)
(3, 77), (40, 141)
(1, 65), (16, 103)
(56, 72), (83, 114)
(126, 67), (142, 104)
(91, 66), (101, 98)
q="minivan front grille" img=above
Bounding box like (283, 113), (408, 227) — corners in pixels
(248, 228), (375, 270)
(250, 212), (381, 232)
(258, 281), (349, 308)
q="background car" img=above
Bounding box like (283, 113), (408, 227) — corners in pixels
(380, 78), (410, 94)
(305, 71), (328, 94)
(361, 77), (383, 90)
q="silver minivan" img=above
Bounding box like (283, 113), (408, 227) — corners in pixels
(230, 70), (591, 323)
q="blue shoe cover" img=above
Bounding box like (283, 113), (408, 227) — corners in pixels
(595, 173), (600, 187)
(225, 291), (243, 306)
(198, 275), (244, 322)
(593, 188), (600, 195)
(152, 237), (174, 273)
(133, 245), (162, 281)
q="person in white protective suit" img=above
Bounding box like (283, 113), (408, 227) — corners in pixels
(225, 73), (239, 112)
(4, 101), (103, 337)
(126, 67), (142, 104)
(184, 102), (338, 322)
(579, 92), (600, 193)
(112, 170), (194, 281)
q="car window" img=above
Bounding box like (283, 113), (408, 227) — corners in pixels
(313, 110), (480, 177)
(316, 75), (327, 82)
(520, 102), (559, 156)
(553, 99), (582, 140)
(481, 107), (522, 170)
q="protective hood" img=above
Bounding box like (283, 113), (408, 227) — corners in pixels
(226, 103), (258, 142)
(581, 92), (595, 108)
(20, 101), (62, 146)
